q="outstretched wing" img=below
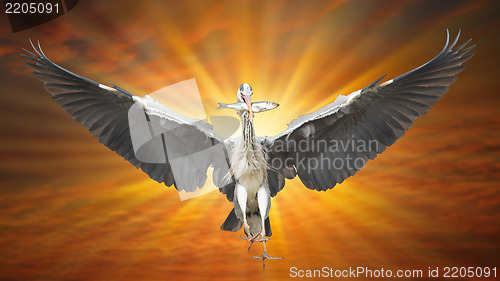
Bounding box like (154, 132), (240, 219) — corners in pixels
(262, 30), (474, 192)
(23, 41), (232, 192)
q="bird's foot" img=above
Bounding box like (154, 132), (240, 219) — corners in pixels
(239, 233), (269, 251)
(252, 248), (283, 270)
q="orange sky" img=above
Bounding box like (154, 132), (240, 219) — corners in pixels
(0, 1), (499, 280)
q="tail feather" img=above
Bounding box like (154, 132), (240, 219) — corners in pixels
(217, 102), (227, 109)
(220, 208), (272, 237)
(265, 216), (272, 237)
(221, 208), (243, 232)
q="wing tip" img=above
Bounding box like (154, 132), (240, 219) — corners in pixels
(22, 39), (47, 61)
(442, 28), (464, 53)
(441, 29), (450, 53)
(449, 29), (461, 51)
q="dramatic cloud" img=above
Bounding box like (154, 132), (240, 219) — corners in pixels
(1, 0), (499, 280)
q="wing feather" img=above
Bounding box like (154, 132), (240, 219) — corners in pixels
(24, 41), (232, 193)
(263, 30), (473, 192)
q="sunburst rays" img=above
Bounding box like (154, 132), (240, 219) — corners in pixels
(1, 1), (499, 280)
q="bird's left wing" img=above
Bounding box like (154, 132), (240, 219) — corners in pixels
(262, 30), (474, 193)
(23, 41), (232, 192)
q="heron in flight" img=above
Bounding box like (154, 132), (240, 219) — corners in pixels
(23, 30), (473, 266)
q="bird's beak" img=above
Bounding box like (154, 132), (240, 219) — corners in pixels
(244, 96), (253, 121)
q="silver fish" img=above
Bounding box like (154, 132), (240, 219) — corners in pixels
(251, 101), (279, 113)
(218, 101), (279, 113)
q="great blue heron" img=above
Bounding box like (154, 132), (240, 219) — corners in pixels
(23, 30), (473, 266)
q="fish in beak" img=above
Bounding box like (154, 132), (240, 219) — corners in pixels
(217, 101), (279, 113)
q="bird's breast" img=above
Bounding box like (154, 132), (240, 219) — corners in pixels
(238, 171), (264, 196)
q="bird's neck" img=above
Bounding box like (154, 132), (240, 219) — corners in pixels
(241, 112), (255, 150)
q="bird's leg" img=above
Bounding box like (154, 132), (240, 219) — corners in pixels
(239, 222), (269, 251)
(251, 240), (283, 270)
(239, 216), (269, 250)
(236, 184), (264, 248)
(243, 217), (250, 237)
(257, 185), (270, 240)
(249, 185), (283, 263)
(240, 234), (269, 250)
(236, 183), (251, 237)
(241, 212), (269, 250)
(250, 186), (283, 265)
(260, 215), (266, 240)
(240, 187), (270, 250)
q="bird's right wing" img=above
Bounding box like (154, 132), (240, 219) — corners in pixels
(23, 41), (232, 192)
(262, 30), (474, 193)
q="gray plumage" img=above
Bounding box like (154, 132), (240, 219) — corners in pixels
(262, 29), (474, 192)
(23, 30), (473, 244)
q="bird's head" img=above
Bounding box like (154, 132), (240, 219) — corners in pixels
(237, 83), (253, 120)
